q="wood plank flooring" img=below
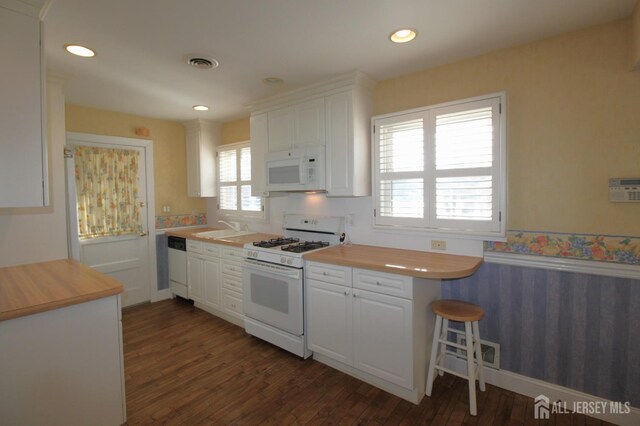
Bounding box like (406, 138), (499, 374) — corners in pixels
(122, 299), (614, 425)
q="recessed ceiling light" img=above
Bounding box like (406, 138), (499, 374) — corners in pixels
(192, 105), (209, 111)
(389, 28), (417, 44)
(262, 77), (284, 86)
(64, 44), (96, 57)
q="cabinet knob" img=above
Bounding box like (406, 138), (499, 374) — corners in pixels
(344, 291), (348, 296)
(376, 281), (380, 285)
(322, 271), (328, 276)
(353, 293), (357, 298)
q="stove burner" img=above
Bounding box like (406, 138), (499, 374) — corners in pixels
(252, 237), (300, 248)
(281, 241), (330, 253)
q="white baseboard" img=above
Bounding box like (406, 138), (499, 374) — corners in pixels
(443, 355), (639, 426)
(152, 289), (173, 302)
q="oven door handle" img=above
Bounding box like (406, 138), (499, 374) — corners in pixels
(244, 258), (302, 278)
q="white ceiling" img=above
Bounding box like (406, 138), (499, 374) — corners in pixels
(43, 0), (637, 122)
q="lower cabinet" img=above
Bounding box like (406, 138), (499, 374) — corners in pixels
(186, 240), (244, 327)
(306, 261), (439, 404)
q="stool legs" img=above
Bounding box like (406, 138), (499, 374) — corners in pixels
(473, 321), (486, 392)
(425, 315), (442, 396)
(425, 315), (485, 416)
(464, 321), (477, 415)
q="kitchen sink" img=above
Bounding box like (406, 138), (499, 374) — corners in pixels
(194, 229), (253, 239)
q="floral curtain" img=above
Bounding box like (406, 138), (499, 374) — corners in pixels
(74, 146), (142, 239)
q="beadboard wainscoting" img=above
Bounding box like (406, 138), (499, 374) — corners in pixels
(442, 261), (640, 409)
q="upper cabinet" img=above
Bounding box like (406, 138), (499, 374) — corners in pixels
(184, 119), (220, 197)
(0, 4), (47, 207)
(247, 71), (375, 197)
(267, 98), (325, 152)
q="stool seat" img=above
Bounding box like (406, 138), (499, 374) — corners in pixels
(432, 299), (484, 322)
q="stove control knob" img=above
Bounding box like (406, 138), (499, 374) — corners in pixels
(287, 258), (293, 265)
(280, 256), (287, 264)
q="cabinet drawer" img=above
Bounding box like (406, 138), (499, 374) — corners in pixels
(202, 243), (220, 257)
(306, 261), (352, 286)
(222, 272), (243, 292)
(186, 240), (202, 253)
(222, 247), (244, 262)
(222, 262), (243, 278)
(353, 268), (412, 299)
(223, 289), (244, 319)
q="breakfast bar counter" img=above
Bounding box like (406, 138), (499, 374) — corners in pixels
(303, 244), (483, 280)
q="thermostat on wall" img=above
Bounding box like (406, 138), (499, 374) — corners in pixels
(609, 178), (640, 202)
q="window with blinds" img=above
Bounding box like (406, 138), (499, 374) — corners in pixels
(217, 142), (264, 218)
(373, 94), (505, 237)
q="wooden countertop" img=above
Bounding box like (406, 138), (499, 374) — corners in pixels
(0, 259), (124, 321)
(303, 244), (483, 280)
(166, 227), (280, 248)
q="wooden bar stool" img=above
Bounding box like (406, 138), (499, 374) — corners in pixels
(425, 299), (486, 416)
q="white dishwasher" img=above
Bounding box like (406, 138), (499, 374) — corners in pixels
(168, 236), (188, 298)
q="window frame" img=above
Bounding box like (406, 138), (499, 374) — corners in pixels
(371, 92), (507, 240)
(216, 141), (266, 221)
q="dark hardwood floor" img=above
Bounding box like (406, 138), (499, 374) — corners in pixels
(122, 299), (613, 425)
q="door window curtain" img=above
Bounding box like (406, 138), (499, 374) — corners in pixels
(74, 146), (142, 239)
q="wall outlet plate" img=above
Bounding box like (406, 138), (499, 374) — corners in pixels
(431, 240), (446, 250)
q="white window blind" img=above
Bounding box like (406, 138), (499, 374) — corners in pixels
(217, 142), (263, 218)
(373, 94), (505, 238)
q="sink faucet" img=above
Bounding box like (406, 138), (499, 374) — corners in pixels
(218, 220), (241, 231)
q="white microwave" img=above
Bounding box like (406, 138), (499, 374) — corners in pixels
(266, 146), (326, 192)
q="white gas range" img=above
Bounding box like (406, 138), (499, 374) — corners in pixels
(242, 214), (344, 358)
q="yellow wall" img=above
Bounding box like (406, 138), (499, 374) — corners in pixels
(633, 1), (640, 69)
(375, 19), (640, 236)
(221, 117), (250, 145)
(65, 105), (207, 217)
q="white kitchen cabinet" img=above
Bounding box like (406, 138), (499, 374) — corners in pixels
(187, 253), (204, 302)
(250, 113), (268, 196)
(187, 241), (220, 308)
(352, 288), (413, 389)
(247, 71), (375, 197)
(0, 5), (47, 207)
(0, 295), (126, 426)
(184, 119), (220, 197)
(187, 240), (245, 327)
(306, 261), (437, 404)
(325, 90), (372, 197)
(307, 279), (352, 365)
(267, 98), (325, 153)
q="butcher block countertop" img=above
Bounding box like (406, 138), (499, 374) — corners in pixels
(166, 227), (279, 248)
(304, 244), (483, 280)
(0, 259), (124, 321)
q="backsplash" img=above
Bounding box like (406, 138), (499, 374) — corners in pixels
(485, 230), (640, 265)
(155, 213), (207, 229)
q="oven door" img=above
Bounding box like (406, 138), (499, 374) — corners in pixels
(243, 258), (304, 335)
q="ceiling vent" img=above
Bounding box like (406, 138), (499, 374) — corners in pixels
(183, 54), (219, 70)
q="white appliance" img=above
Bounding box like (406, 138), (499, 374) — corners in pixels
(168, 236), (188, 298)
(243, 214), (344, 358)
(265, 146), (326, 192)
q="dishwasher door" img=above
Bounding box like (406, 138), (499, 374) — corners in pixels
(168, 237), (188, 298)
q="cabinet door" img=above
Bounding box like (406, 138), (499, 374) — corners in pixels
(294, 98), (325, 148)
(306, 279), (352, 365)
(203, 257), (221, 308)
(186, 129), (202, 197)
(187, 255), (204, 302)
(0, 8), (46, 207)
(267, 107), (295, 152)
(352, 289), (413, 389)
(325, 91), (352, 196)
(250, 113), (268, 196)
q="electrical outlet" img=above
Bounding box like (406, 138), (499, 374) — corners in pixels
(455, 335), (501, 369)
(162, 205), (171, 213)
(431, 240), (446, 250)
